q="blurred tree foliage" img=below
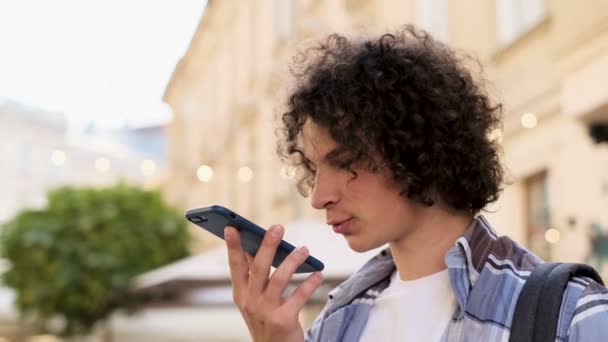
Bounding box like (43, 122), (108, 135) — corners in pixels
(0, 183), (189, 337)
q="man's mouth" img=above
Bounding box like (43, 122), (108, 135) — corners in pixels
(329, 218), (353, 234)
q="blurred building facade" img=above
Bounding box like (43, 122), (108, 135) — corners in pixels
(165, 0), (608, 267)
(485, 0), (608, 266)
(0, 100), (168, 225)
(118, 1), (608, 341)
(0, 100), (67, 223)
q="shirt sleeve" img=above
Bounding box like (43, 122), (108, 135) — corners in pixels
(566, 280), (608, 341)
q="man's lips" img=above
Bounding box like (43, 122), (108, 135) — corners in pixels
(328, 218), (353, 234)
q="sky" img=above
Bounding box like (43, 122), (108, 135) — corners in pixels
(0, 0), (206, 129)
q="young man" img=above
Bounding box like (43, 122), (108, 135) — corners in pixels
(224, 26), (608, 341)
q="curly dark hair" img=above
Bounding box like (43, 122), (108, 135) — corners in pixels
(277, 25), (504, 215)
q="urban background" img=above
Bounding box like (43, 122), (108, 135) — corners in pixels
(1, 0), (607, 341)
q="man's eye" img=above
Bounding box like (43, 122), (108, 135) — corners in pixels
(328, 160), (349, 171)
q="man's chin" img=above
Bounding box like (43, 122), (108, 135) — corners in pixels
(344, 235), (378, 253)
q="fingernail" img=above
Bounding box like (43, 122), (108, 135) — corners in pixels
(295, 246), (309, 255)
(269, 225), (283, 237)
(224, 227), (232, 238)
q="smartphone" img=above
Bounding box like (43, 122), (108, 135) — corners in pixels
(185, 205), (324, 273)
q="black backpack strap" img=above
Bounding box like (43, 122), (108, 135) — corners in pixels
(510, 262), (560, 342)
(535, 263), (604, 341)
(509, 262), (605, 342)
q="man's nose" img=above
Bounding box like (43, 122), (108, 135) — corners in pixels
(310, 171), (339, 209)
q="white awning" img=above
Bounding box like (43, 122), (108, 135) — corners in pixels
(133, 218), (386, 292)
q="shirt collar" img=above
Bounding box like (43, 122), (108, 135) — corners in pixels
(445, 214), (499, 311)
(325, 248), (395, 313)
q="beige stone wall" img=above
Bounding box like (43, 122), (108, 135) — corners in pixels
(482, 1), (608, 267)
(165, 0), (608, 274)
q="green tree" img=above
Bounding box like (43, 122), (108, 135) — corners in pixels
(0, 183), (189, 337)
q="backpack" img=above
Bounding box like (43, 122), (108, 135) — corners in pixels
(509, 262), (605, 342)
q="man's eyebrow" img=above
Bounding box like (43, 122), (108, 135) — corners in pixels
(323, 147), (340, 162)
(312, 149), (339, 168)
(299, 152), (327, 169)
(298, 142), (336, 166)
(297, 149), (315, 166)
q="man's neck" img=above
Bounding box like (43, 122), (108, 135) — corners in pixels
(389, 207), (474, 281)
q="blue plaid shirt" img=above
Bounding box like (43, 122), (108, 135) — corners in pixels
(305, 216), (608, 341)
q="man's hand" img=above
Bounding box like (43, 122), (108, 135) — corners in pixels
(225, 224), (323, 342)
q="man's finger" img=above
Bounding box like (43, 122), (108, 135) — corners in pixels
(225, 226), (249, 301)
(282, 272), (324, 314)
(265, 246), (311, 302)
(248, 224), (284, 295)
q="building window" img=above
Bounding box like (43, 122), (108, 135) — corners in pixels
(415, 0), (449, 42)
(524, 170), (551, 259)
(496, 0), (545, 46)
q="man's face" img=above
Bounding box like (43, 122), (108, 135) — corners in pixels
(300, 120), (425, 252)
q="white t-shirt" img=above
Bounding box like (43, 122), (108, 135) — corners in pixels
(358, 269), (456, 342)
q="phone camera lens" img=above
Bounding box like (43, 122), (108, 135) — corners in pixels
(190, 216), (207, 223)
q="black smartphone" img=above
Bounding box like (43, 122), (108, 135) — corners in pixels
(185, 205), (324, 273)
